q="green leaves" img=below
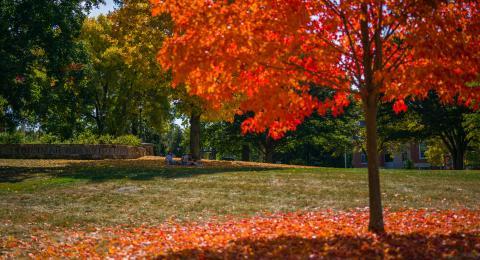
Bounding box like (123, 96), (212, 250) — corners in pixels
(0, 0), (102, 130)
(79, 1), (171, 136)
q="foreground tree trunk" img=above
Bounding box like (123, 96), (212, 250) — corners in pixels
(189, 110), (201, 160)
(363, 94), (385, 234)
(359, 2), (385, 233)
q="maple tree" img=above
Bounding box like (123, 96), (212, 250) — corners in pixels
(151, 0), (480, 232)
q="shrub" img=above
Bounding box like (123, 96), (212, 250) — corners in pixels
(0, 131), (142, 146)
(290, 159), (307, 165)
(0, 132), (25, 144)
(466, 150), (480, 169)
(69, 133), (141, 146)
(112, 135), (142, 146)
(71, 132), (99, 144)
(404, 159), (414, 169)
(36, 133), (61, 144)
(97, 134), (114, 145)
(425, 140), (447, 167)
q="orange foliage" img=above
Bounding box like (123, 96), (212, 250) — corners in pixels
(150, 0), (480, 138)
(3, 209), (479, 258)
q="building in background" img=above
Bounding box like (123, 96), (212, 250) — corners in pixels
(352, 142), (431, 169)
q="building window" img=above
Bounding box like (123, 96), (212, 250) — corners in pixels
(419, 143), (427, 160)
(401, 152), (408, 162)
(361, 152), (368, 163)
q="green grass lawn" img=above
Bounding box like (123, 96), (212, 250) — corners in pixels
(1, 158), (479, 238)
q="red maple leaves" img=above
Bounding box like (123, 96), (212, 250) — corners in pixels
(3, 209), (479, 258)
(151, 0), (480, 139)
(393, 99), (408, 114)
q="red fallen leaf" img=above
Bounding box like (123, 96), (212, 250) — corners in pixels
(2, 209), (479, 258)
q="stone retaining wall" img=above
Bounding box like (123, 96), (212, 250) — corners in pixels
(141, 143), (155, 156)
(0, 144), (146, 160)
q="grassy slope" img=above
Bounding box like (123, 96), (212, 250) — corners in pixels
(0, 157), (479, 238)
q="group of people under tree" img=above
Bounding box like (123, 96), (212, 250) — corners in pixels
(165, 150), (202, 166)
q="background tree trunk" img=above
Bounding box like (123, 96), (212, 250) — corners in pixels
(363, 95), (385, 233)
(452, 149), (465, 170)
(264, 137), (274, 163)
(189, 111), (201, 160)
(241, 144), (250, 161)
(440, 134), (467, 170)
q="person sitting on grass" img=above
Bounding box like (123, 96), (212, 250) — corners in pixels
(191, 158), (203, 167)
(181, 154), (203, 166)
(165, 151), (175, 165)
(181, 154), (191, 165)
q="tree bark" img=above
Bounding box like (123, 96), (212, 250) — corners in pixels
(358, 2), (384, 233)
(131, 118), (139, 136)
(265, 150), (273, 163)
(363, 94), (385, 234)
(241, 144), (250, 161)
(93, 103), (105, 134)
(440, 132), (467, 170)
(189, 110), (201, 160)
(264, 137), (274, 163)
(452, 149), (465, 170)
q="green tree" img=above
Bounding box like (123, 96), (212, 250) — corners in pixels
(80, 15), (124, 134)
(408, 94), (478, 170)
(0, 0), (102, 130)
(109, 0), (171, 138)
(79, 0), (171, 138)
(202, 105), (360, 166)
(203, 114), (273, 163)
(276, 110), (359, 167)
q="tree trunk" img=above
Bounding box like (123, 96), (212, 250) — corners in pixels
(95, 117), (104, 135)
(264, 137), (274, 163)
(452, 149), (465, 170)
(93, 104), (105, 135)
(265, 150), (273, 163)
(441, 135), (467, 170)
(131, 118), (139, 136)
(189, 111), (201, 160)
(241, 144), (250, 161)
(363, 95), (385, 233)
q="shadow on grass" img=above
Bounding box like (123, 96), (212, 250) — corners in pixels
(58, 165), (281, 182)
(0, 162), (283, 183)
(162, 233), (480, 259)
(0, 166), (62, 183)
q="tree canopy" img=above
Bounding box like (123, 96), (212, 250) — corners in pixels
(152, 0), (480, 232)
(152, 0), (479, 137)
(0, 0), (103, 130)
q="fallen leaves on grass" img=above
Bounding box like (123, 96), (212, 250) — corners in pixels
(0, 157), (313, 171)
(2, 209), (479, 258)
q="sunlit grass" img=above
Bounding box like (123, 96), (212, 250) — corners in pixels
(0, 158), (479, 238)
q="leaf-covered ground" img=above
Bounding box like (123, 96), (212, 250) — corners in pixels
(1, 158), (479, 258)
(2, 209), (479, 258)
